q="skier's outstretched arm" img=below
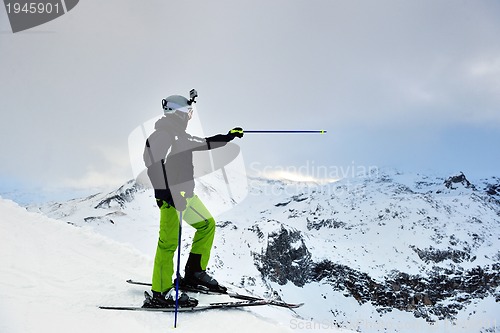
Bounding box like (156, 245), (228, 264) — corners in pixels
(205, 127), (244, 150)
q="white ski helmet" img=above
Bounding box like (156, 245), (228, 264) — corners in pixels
(162, 95), (192, 115)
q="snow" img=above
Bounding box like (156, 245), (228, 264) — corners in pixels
(7, 169), (500, 332)
(0, 198), (349, 333)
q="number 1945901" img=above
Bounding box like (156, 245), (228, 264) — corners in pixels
(6, 2), (61, 14)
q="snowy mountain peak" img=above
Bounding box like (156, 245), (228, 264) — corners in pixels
(94, 179), (146, 209)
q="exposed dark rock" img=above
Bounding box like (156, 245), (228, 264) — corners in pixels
(444, 172), (475, 190)
(275, 195), (308, 207)
(83, 211), (124, 224)
(306, 218), (347, 230)
(307, 260), (500, 322)
(292, 195), (308, 202)
(410, 245), (475, 264)
(247, 224), (264, 239)
(255, 226), (312, 287)
(486, 184), (500, 196)
(217, 221), (237, 229)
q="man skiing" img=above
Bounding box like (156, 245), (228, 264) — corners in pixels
(143, 90), (243, 308)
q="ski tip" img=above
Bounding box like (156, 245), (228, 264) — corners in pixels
(289, 302), (305, 308)
(126, 279), (152, 286)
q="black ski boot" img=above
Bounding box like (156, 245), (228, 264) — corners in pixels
(184, 271), (227, 293)
(144, 289), (198, 308)
(184, 253), (227, 293)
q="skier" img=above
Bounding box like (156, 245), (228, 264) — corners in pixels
(143, 90), (243, 308)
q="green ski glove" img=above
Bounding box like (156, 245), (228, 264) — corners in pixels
(172, 191), (187, 211)
(228, 127), (244, 138)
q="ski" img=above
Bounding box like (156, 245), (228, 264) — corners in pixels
(99, 302), (268, 312)
(126, 279), (303, 309)
(99, 291), (270, 312)
(99, 300), (270, 312)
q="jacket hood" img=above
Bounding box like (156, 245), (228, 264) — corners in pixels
(154, 113), (188, 133)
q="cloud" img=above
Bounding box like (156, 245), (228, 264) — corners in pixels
(467, 57), (500, 100)
(59, 144), (133, 189)
(1, 0), (500, 195)
(60, 168), (127, 189)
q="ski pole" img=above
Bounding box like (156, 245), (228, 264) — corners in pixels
(174, 210), (183, 328)
(243, 130), (327, 134)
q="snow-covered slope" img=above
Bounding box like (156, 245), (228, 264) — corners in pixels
(0, 198), (337, 333)
(29, 170), (500, 332)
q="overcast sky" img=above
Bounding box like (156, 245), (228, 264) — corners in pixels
(1, 0), (499, 197)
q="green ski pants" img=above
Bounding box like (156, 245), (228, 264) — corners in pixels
(151, 195), (216, 293)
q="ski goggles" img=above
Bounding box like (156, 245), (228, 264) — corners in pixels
(163, 101), (195, 118)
